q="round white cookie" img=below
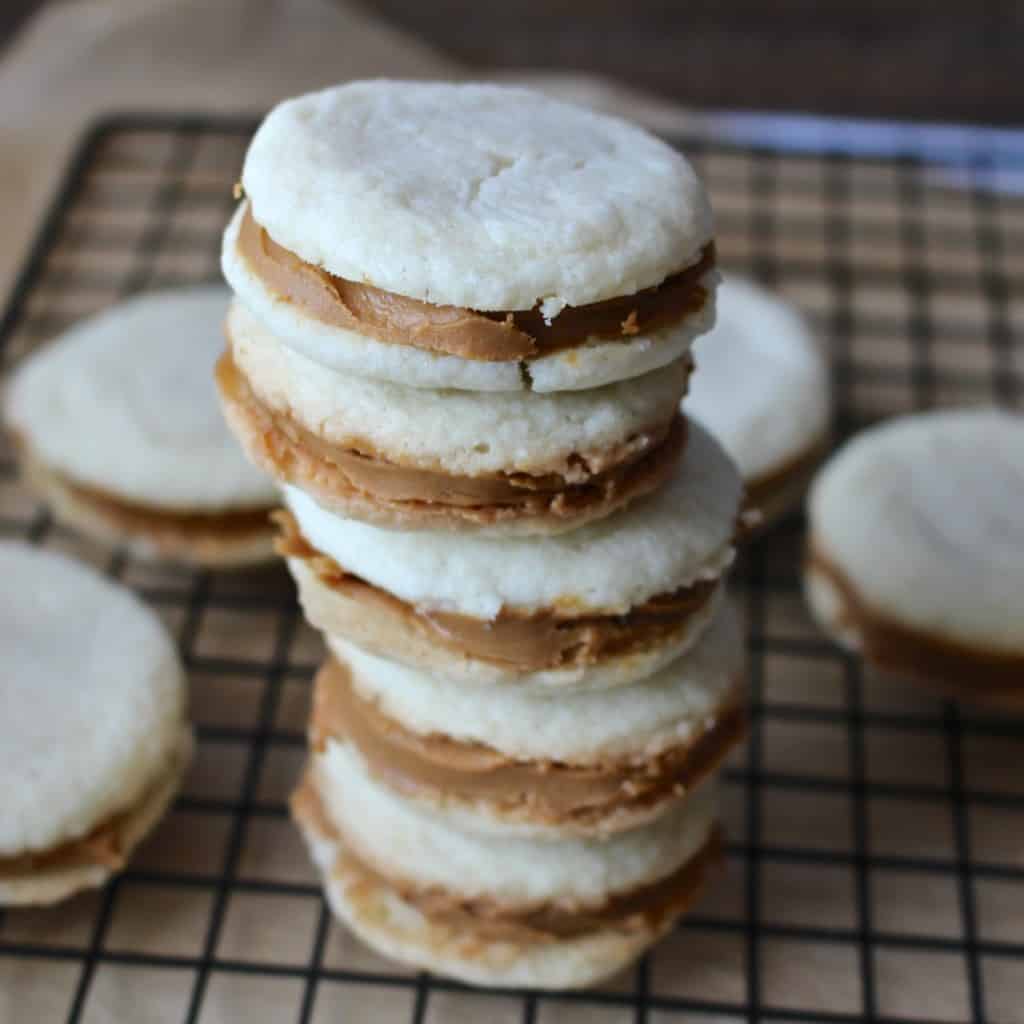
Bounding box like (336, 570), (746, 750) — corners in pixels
(331, 600), (741, 766)
(284, 417), (740, 620)
(5, 286), (276, 512)
(228, 299), (691, 478)
(685, 276), (829, 523)
(223, 206), (714, 393)
(313, 741), (716, 908)
(0, 541), (192, 904)
(301, 746), (718, 985)
(242, 80), (712, 315)
(290, 552), (721, 691)
(806, 409), (1024, 700)
(297, 790), (698, 990)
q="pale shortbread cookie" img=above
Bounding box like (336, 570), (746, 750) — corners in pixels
(223, 207), (714, 393)
(0, 542), (192, 902)
(685, 276), (829, 520)
(227, 299), (690, 477)
(5, 286), (277, 512)
(0, 729), (192, 906)
(806, 409), (1024, 698)
(292, 554), (721, 691)
(297, 796), (684, 990)
(330, 600), (741, 764)
(314, 740), (716, 907)
(241, 81), (712, 315)
(283, 417), (740, 620)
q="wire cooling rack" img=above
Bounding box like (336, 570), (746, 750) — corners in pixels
(0, 114), (1022, 1024)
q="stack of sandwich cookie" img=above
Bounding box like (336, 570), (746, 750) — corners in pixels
(219, 80), (747, 988)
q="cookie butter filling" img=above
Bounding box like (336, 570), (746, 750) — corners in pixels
(38, 463), (273, 542)
(218, 351), (687, 519)
(0, 759), (176, 880)
(69, 477), (272, 539)
(15, 433), (275, 545)
(0, 817), (127, 878)
(236, 204), (716, 362)
(808, 545), (1024, 701)
(276, 510), (720, 671)
(292, 773), (721, 942)
(311, 659), (745, 826)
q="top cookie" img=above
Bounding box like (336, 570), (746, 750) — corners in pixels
(241, 80), (713, 315)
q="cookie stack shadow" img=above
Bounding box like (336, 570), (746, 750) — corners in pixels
(218, 81), (748, 988)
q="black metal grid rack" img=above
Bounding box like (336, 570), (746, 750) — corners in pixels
(0, 115), (1022, 1024)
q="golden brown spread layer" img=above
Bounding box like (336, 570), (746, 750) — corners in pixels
(292, 774), (722, 942)
(68, 476), (274, 541)
(276, 510), (719, 670)
(237, 205), (716, 362)
(16, 448), (273, 554)
(808, 546), (1024, 706)
(311, 659), (746, 827)
(0, 811), (127, 878)
(218, 352), (686, 522)
(13, 431), (275, 544)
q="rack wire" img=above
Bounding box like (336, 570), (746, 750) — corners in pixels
(0, 114), (1022, 1024)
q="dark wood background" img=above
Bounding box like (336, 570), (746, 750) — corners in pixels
(3, 0), (1022, 123)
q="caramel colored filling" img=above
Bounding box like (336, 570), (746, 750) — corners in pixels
(808, 545), (1024, 704)
(0, 810), (127, 879)
(292, 773), (722, 942)
(67, 475), (275, 541)
(237, 204), (715, 362)
(312, 658), (746, 826)
(276, 510), (719, 670)
(14, 431), (275, 544)
(218, 351), (686, 517)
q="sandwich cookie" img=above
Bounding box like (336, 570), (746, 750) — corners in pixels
(5, 286), (278, 568)
(220, 300), (691, 535)
(0, 542), (192, 905)
(805, 409), (1024, 706)
(313, 601), (745, 839)
(224, 80), (718, 393)
(279, 418), (742, 691)
(293, 748), (720, 989)
(685, 276), (830, 528)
